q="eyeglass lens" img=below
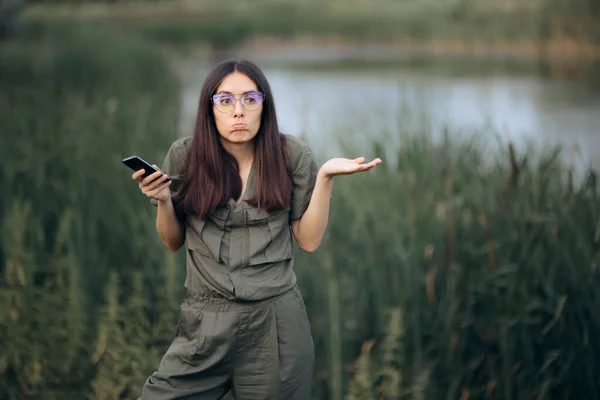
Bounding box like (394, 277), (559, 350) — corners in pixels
(212, 92), (264, 111)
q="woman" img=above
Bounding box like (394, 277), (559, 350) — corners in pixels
(132, 59), (381, 400)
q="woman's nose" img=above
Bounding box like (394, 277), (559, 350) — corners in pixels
(233, 99), (244, 116)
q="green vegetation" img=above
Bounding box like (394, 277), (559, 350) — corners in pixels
(304, 132), (600, 399)
(0, 19), (183, 398)
(3, 17), (600, 400)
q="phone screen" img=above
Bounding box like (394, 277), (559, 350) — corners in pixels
(122, 156), (170, 181)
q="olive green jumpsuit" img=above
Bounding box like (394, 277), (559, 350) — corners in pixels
(140, 134), (319, 400)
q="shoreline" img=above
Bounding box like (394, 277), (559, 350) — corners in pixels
(156, 34), (600, 67)
(230, 36), (600, 63)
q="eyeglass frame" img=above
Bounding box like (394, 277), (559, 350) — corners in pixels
(211, 91), (266, 113)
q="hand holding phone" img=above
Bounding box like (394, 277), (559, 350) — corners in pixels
(123, 156), (172, 202)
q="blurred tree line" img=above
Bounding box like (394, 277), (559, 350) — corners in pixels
(542, 0), (600, 43)
(0, 0), (24, 37)
(2, 0), (600, 45)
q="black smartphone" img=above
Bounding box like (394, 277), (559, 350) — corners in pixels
(122, 156), (170, 181)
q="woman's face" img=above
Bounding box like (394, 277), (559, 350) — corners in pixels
(212, 71), (264, 147)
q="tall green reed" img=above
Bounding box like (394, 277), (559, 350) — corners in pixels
(294, 128), (600, 399)
(0, 19), (184, 398)
(0, 18), (182, 307)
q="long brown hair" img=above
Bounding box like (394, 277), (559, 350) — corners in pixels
(174, 60), (292, 220)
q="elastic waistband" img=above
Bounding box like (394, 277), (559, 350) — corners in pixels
(183, 285), (299, 312)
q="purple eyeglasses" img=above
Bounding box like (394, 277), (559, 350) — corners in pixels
(211, 91), (266, 112)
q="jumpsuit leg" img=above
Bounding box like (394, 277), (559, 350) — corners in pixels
(232, 286), (315, 400)
(139, 300), (237, 400)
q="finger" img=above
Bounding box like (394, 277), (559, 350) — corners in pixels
(140, 173), (167, 191)
(132, 169), (145, 181)
(347, 165), (369, 174)
(145, 180), (171, 198)
(149, 180), (171, 195)
(366, 159), (382, 168)
(356, 163), (377, 172)
(142, 170), (164, 186)
(363, 158), (382, 168)
(146, 173), (170, 191)
(352, 157), (366, 164)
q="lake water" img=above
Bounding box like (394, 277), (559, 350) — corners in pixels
(174, 56), (600, 173)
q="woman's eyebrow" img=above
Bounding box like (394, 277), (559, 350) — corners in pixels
(216, 90), (258, 95)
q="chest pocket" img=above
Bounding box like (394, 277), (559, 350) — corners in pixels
(186, 207), (229, 262)
(246, 205), (293, 265)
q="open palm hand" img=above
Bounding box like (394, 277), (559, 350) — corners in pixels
(320, 157), (382, 178)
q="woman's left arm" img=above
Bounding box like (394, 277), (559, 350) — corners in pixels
(292, 156), (381, 252)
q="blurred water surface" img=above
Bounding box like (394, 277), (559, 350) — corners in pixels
(176, 57), (600, 170)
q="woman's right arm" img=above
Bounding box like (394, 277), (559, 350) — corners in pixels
(133, 168), (185, 252)
(156, 197), (185, 251)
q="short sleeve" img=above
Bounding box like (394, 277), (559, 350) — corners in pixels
(290, 145), (319, 221)
(150, 139), (188, 221)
